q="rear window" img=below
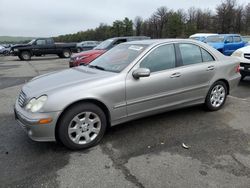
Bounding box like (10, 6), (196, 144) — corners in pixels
(234, 36), (241, 42)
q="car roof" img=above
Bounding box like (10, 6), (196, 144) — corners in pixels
(109, 36), (150, 40)
(219, 34), (241, 37)
(125, 38), (199, 45)
(189, 33), (218, 38)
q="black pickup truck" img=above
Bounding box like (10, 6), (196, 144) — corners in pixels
(10, 38), (77, 60)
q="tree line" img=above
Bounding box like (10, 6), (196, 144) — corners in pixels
(54, 0), (250, 42)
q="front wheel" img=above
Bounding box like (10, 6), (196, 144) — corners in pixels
(76, 48), (82, 53)
(58, 103), (107, 150)
(20, 51), (31, 61)
(204, 81), (227, 111)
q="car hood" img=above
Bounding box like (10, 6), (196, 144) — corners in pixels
(207, 42), (224, 49)
(72, 49), (106, 58)
(234, 45), (250, 53)
(22, 67), (116, 97)
(11, 44), (31, 49)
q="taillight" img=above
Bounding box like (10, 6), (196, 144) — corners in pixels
(236, 64), (240, 73)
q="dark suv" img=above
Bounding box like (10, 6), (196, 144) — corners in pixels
(69, 36), (150, 67)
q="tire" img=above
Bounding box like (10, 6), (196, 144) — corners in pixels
(20, 51), (31, 61)
(204, 81), (228, 111)
(60, 49), (71, 58)
(3, 50), (9, 56)
(76, 48), (82, 53)
(240, 75), (246, 81)
(58, 103), (107, 150)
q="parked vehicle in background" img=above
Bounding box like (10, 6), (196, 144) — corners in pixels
(10, 38), (77, 61)
(76, 41), (99, 53)
(231, 45), (250, 80)
(69, 36), (150, 67)
(14, 39), (241, 150)
(189, 33), (218, 42)
(205, 34), (245, 56)
(0, 45), (10, 56)
(242, 36), (250, 45)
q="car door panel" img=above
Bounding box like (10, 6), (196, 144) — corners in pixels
(175, 43), (216, 101)
(172, 62), (216, 100)
(125, 43), (184, 117)
(126, 69), (185, 116)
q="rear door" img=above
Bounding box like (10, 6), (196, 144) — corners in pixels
(46, 38), (56, 54)
(233, 36), (244, 51)
(173, 43), (216, 101)
(224, 36), (234, 55)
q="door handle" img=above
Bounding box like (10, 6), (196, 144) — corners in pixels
(170, 72), (181, 78)
(207, 65), (215, 71)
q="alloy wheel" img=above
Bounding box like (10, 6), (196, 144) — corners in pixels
(210, 84), (226, 108)
(68, 111), (101, 145)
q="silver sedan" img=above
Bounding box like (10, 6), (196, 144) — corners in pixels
(14, 39), (241, 150)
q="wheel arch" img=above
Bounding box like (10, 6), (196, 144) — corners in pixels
(212, 79), (230, 95)
(19, 49), (33, 56)
(55, 99), (111, 141)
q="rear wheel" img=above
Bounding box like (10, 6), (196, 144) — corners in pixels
(20, 51), (31, 61)
(60, 49), (71, 58)
(3, 50), (9, 56)
(204, 81), (227, 111)
(58, 103), (107, 150)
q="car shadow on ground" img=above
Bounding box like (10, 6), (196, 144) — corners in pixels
(101, 103), (250, 178)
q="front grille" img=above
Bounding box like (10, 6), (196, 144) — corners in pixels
(18, 91), (27, 107)
(244, 53), (250, 60)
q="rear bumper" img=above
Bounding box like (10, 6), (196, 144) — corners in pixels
(228, 74), (241, 92)
(14, 102), (61, 142)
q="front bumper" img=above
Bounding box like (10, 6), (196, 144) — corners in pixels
(14, 102), (61, 142)
(239, 63), (250, 76)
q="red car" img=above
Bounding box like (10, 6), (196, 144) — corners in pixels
(69, 36), (150, 67)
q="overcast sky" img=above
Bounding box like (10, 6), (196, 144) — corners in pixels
(0, 0), (248, 37)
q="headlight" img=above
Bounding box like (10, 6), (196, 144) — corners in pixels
(76, 56), (87, 60)
(13, 48), (18, 52)
(25, 95), (48, 112)
(232, 51), (243, 57)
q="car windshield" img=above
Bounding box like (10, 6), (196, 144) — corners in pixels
(89, 44), (148, 73)
(94, 39), (114, 50)
(28, 39), (36, 44)
(205, 36), (224, 43)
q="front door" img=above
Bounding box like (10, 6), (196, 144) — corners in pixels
(126, 43), (183, 117)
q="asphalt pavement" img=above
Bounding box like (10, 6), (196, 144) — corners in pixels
(0, 55), (250, 188)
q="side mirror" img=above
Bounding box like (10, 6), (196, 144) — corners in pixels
(132, 68), (150, 79)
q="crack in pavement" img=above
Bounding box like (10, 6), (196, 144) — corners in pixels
(101, 144), (145, 188)
(25, 60), (40, 76)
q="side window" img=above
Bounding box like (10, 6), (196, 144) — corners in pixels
(234, 36), (241, 42)
(201, 48), (214, 62)
(46, 39), (53, 45)
(113, 39), (127, 46)
(225, 36), (233, 43)
(179, 43), (202, 66)
(36, 40), (46, 45)
(140, 44), (175, 72)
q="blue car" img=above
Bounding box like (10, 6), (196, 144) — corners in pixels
(205, 34), (246, 56)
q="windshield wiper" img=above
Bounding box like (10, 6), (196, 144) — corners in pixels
(88, 65), (106, 71)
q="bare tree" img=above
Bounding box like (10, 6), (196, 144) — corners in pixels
(134, 16), (143, 36)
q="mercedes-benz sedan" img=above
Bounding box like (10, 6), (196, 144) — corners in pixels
(14, 39), (241, 150)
